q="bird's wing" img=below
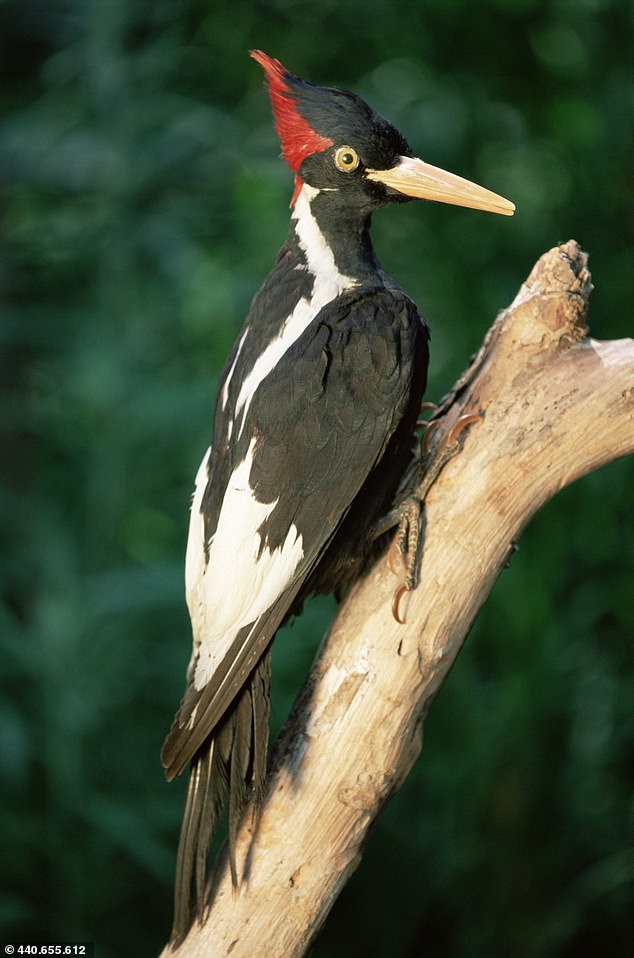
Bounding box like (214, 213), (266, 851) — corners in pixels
(162, 287), (428, 778)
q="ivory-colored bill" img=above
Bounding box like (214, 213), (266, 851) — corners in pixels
(367, 155), (515, 215)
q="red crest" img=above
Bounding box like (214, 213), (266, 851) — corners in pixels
(251, 50), (334, 204)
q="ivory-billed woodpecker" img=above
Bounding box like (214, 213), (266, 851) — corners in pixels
(162, 50), (514, 942)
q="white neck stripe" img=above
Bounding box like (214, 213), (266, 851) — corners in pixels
(233, 184), (357, 433)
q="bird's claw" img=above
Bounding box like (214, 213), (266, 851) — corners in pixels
(418, 408), (480, 456)
(386, 411), (482, 623)
(391, 584), (408, 624)
(385, 496), (422, 624)
(415, 402), (439, 429)
(421, 418), (442, 454)
(447, 412), (482, 446)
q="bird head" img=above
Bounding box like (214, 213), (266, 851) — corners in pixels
(251, 50), (515, 216)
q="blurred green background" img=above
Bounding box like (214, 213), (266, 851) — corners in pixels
(1, 0), (633, 955)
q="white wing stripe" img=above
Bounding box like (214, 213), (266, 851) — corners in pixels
(220, 327), (248, 410)
(185, 447), (210, 613)
(186, 438), (304, 691)
(187, 184), (356, 691)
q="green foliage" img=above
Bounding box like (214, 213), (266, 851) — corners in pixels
(1, 0), (632, 955)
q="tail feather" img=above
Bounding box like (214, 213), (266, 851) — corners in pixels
(193, 734), (228, 909)
(168, 651), (272, 945)
(171, 736), (228, 943)
(250, 654), (271, 807)
(228, 687), (253, 885)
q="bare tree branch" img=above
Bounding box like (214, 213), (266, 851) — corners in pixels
(161, 240), (634, 958)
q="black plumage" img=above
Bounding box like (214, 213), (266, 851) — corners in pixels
(162, 50), (514, 943)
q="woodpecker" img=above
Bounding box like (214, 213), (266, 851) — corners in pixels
(162, 50), (514, 942)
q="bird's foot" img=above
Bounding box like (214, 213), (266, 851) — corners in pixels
(371, 496), (423, 624)
(416, 411), (482, 501)
(389, 411), (482, 621)
(372, 412), (482, 625)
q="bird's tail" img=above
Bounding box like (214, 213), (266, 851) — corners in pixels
(169, 651), (271, 945)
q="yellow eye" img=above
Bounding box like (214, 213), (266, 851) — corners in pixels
(334, 146), (360, 173)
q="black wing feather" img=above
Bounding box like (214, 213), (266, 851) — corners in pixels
(163, 287), (427, 772)
(163, 286), (428, 942)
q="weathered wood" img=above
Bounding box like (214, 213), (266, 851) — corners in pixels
(161, 241), (634, 957)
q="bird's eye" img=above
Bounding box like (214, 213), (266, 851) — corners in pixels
(334, 146), (360, 173)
